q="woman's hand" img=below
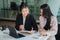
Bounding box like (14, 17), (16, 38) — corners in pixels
(27, 28), (35, 34)
(39, 29), (47, 36)
(27, 30), (35, 34)
(19, 25), (24, 30)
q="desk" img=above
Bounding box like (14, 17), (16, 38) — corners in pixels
(0, 28), (49, 40)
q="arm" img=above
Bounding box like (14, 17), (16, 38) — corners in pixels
(15, 14), (20, 30)
(39, 16), (45, 31)
(31, 15), (38, 31)
(46, 17), (58, 36)
(39, 16), (58, 36)
(15, 14), (23, 30)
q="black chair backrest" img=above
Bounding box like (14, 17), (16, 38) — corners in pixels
(55, 24), (60, 40)
(10, 2), (17, 10)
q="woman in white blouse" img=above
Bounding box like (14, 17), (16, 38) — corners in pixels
(39, 4), (58, 40)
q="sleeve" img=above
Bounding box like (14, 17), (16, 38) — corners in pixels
(46, 17), (58, 36)
(31, 15), (38, 31)
(39, 16), (45, 32)
(39, 16), (45, 29)
(15, 14), (19, 30)
(15, 14), (23, 30)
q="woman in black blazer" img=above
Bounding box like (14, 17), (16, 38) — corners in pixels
(15, 2), (38, 33)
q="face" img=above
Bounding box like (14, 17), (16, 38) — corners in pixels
(21, 8), (29, 17)
(40, 8), (43, 16)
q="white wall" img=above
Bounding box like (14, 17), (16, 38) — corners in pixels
(47, 0), (60, 16)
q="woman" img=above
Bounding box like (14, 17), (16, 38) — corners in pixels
(39, 4), (58, 40)
(15, 3), (38, 34)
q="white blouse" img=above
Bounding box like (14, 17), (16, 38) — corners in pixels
(39, 16), (58, 40)
(23, 17), (26, 26)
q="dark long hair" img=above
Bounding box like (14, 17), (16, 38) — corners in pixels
(40, 4), (53, 30)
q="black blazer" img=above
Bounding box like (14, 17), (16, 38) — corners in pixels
(15, 14), (38, 31)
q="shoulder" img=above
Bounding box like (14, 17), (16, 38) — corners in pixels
(39, 16), (43, 20)
(51, 16), (57, 20)
(51, 16), (57, 23)
(17, 14), (22, 17)
(18, 14), (22, 16)
(27, 14), (34, 18)
(16, 14), (22, 20)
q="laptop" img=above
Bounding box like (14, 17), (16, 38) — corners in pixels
(8, 26), (25, 38)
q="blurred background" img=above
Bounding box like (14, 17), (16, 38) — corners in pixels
(0, 0), (49, 26)
(0, 0), (60, 25)
(0, 0), (60, 20)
